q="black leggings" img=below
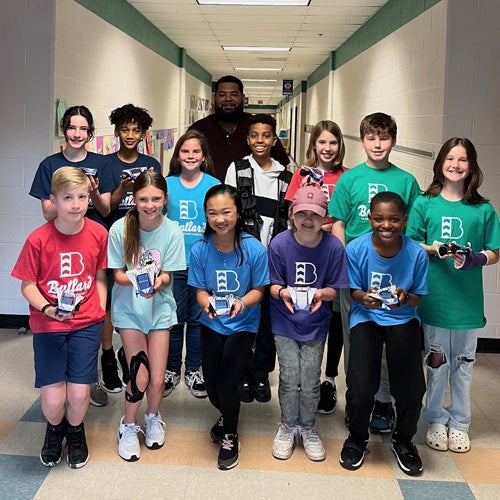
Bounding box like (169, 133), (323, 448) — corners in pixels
(201, 325), (255, 435)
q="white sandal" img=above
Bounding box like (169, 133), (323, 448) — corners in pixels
(448, 427), (470, 453)
(426, 423), (448, 451)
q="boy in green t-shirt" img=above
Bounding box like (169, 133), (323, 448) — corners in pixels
(328, 112), (421, 433)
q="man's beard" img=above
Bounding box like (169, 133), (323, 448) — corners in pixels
(214, 102), (244, 122)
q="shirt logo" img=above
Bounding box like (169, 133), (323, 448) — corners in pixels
(295, 262), (318, 286)
(441, 216), (464, 240)
(179, 200), (199, 220)
(215, 270), (240, 293)
(370, 271), (394, 289)
(60, 252), (84, 277)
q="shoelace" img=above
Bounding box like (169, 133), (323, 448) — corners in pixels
(395, 442), (418, 456)
(301, 428), (321, 444)
(277, 425), (295, 441)
(122, 424), (144, 443)
(146, 414), (166, 433)
(165, 372), (178, 384)
(187, 371), (204, 387)
(221, 436), (236, 450)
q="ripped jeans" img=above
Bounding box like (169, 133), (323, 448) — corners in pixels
(423, 325), (477, 431)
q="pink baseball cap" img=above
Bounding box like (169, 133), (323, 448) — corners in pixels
(291, 186), (328, 217)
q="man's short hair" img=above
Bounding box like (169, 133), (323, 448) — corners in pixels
(214, 75), (244, 94)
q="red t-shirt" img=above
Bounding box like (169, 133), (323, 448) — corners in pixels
(12, 219), (108, 333)
(285, 166), (345, 224)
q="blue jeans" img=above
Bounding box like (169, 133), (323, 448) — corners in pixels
(423, 325), (477, 431)
(167, 269), (202, 373)
(274, 335), (324, 429)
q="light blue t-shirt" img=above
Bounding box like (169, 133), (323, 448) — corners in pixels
(347, 233), (428, 328)
(188, 233), (270, 335)
(165, 173), (220, 265)
(108, 216), (186, 333)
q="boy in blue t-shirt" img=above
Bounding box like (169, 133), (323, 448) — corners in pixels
(328, 112), (421, 433)
(339, 192), (427, 476)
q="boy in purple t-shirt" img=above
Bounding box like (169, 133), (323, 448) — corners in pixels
(268, 186), (349, 462)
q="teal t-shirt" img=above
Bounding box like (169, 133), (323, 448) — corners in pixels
(407, 194), (500, 329)
(108, 216), (186, 333)
(328, 163), (421, 243)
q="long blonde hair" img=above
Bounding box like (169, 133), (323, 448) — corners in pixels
(123, 171), (167, 265)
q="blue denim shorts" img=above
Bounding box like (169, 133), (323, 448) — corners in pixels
(33, 321), (103, 388)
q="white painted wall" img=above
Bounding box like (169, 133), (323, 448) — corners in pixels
(0, 1), (56, 315)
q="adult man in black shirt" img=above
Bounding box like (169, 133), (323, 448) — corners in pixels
(189, 75), (289, 181)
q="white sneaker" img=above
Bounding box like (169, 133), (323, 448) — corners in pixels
(272, 423), (296, 460)
(144, 412), (166, 449)
(185, 370), (208, 398)
(299, 426), (326, 461)
(117, 416), (143, 462)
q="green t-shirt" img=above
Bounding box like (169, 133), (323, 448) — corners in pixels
(407, 194), (500, 329)
(328, 163), (421, 244)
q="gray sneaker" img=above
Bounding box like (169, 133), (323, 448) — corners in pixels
(163, 370), (180, 397)
(89, 383), (108, 407)
(272, 423), (296, 460)
(299, 426), (325, 461)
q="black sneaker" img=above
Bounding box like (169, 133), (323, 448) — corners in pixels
(318, 380), (337, 414)
(370, 401), (395, 434)
(339, 436), (368, 471)
(238, 378), (254, 403)
(66, 422), (89, 469)
(117, 346), (130, 386)
(40, 418), (67, 467)
(254, 379), (271, 403)
(101, 350), (123, 393)
(218, 433), (240, 470)
(391, 438), (423, 476)
(210, 415), (224, 444)
(163, 370), (180, 398)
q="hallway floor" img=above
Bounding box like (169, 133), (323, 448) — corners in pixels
(0, 328), (499, 499)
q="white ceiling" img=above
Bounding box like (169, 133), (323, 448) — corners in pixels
(127, 0), (390, 105)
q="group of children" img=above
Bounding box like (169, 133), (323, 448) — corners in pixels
(11, 105), (499, 475)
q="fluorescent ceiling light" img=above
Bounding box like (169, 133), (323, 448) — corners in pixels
(198, 1), (310, 5)
(242, 79), (278, 82)
(245, 86), (276, 90)
(223, 46), (291, 52)
(235, 67), (283, 71)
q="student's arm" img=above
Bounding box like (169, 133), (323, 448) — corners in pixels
(351, 288), (381, 309)
(270, 283), (294, 313)
(331, 218), (346, 246)
(232, 285), (266, 318)
(110, 177), (134, 211)
(90, 185), (111, 218)
(41, 199), (56, 221)
(113, 268), (133, 287)
(309, 286), (337, 314)
(95, 269), (107, 311)
(21, 281), (67, 321)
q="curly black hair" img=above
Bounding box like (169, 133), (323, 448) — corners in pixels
(109, 103), (153, 131)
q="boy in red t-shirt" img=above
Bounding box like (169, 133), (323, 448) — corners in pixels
(12, 167), (108, 469)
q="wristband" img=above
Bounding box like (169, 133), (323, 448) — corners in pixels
(402, 291), (411, 305)
(41, 303), (52, 317)
(233, 297), (246, 313)
(278, 286), (287, 299)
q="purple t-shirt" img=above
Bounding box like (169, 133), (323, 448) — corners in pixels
(268, 229), (349, 342)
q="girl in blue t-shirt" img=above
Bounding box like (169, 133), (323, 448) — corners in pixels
(163, 130), (220, 399)
(188, 184), (269, 470)
(407, 138), (500, 454)
(108, 171), (185, 463)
